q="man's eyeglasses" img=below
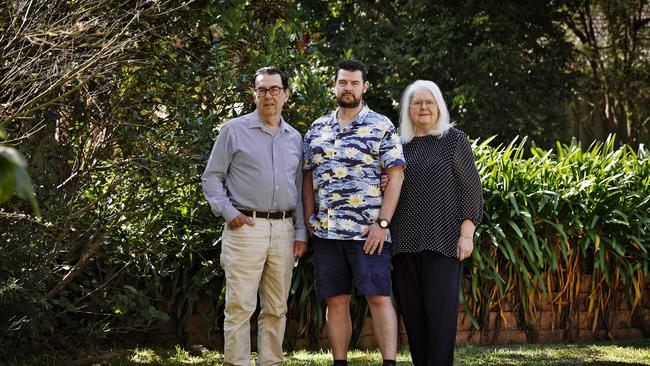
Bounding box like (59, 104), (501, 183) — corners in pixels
(255, 86), (284, 97)
(410, 101), (437, 109)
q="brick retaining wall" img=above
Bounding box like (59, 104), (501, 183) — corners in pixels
(152, 274), (649, 349)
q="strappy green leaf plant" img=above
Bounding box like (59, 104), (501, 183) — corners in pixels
(465, 134), (649, 342)
(286, 134), (649, 347)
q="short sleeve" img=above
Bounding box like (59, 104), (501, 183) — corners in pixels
(452, 133), (483, 226)
(379, 122), (406, 170)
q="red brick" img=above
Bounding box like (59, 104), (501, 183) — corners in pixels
(318, 337), (331, 349)
(155, 316), (177, 335)
(194, 296), (211, 314)
(398, 331), (409, 347)
(361, 317), (374, 336)
(486, 310), (521, 331)
(494, 330), (527, 344)
(574, 329), (595, 341)
(500, 293), (516, 311)
(611, 310), (633, 328)
(183, 314), (205, 333)
(147, 267), (650, 349)
(532, 306), (568, 330)
(636, 290), (649, 308)
(581, 329), (612, 340)
(358, 333), (383, 349)
(455, 330), (481, 345)
(579, 275), (593, 293)
(610, 328), (643, 339)
(462, 278), (472, 293)
(184, 314), (209, 345)
(537, 296), (553, 311)
(487, 312), (498, 330)
(536, 310), (553, 330)
(577, 292), (592, 312)
(501, 311), (520, 330)
(612, 291), (632, 310)
(561, 307), (581, 329)
(536, 329), (568, 343)
(455, 330), (470, 344)
(457, 313), (474, 332)
(638, 308), (650, 324)
(291, 338), (309, 349)
(578, 311), (596, 330)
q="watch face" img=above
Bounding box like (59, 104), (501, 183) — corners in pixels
(379, 219), (389, 228)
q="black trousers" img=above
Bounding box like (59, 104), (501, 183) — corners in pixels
(392, 251), (463, 366)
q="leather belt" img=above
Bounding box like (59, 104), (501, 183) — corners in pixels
(238, 209), (292, 220)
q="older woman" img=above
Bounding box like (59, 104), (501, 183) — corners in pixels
(389, 80), (483, 366)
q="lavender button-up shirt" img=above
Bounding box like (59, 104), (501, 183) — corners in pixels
(201, 111), (306, 242)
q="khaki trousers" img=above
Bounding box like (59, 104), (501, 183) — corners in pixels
(220, 217), (294, 366)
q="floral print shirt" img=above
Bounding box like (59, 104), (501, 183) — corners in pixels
(303, 105), (406, 240)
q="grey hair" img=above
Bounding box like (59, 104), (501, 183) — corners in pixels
(399, 80), (453, 143)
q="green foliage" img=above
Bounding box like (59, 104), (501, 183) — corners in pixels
(287, 134), (650, 346)
(0, 278), (50, 359)
(0, 142), (39, 214)
(561, 0), (650, 145)
(287, 62), (337, 134)
(1, 0), (649, 357)
(467, 135), (649, 340)
(298, 0), (576, 147)
(0, 0), (331, 355)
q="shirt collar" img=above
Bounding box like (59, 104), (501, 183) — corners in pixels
(326, 104), (370, 127)
(247, 110), (288, 133)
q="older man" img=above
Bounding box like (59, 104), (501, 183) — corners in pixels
(202, 66), (307, 366)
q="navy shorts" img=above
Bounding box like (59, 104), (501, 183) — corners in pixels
(312, 236), (392, 300)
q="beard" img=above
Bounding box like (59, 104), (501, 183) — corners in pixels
(337, 93), (361, 108)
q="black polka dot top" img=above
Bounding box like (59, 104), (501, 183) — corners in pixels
(390, 127), (484, 258)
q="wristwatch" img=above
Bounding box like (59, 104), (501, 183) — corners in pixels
(377, 219), (390, 229)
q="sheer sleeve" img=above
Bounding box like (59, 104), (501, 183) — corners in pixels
(452, 132), (483, 226)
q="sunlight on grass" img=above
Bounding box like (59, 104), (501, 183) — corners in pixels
(285, 349), (332, 365)
(5, 339), (649, 365)
(455, 340), (650, 366)
(120, 347), (224, 365)
(129, 348), (161, 364)
(117, 340), (650, 365)
(591, 343), (650, 363)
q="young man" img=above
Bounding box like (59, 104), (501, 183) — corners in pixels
(303, 59), (405, 366)
(202, 66), (307, 366)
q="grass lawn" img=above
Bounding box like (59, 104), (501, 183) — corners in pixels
(6, 339), (650, 365)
